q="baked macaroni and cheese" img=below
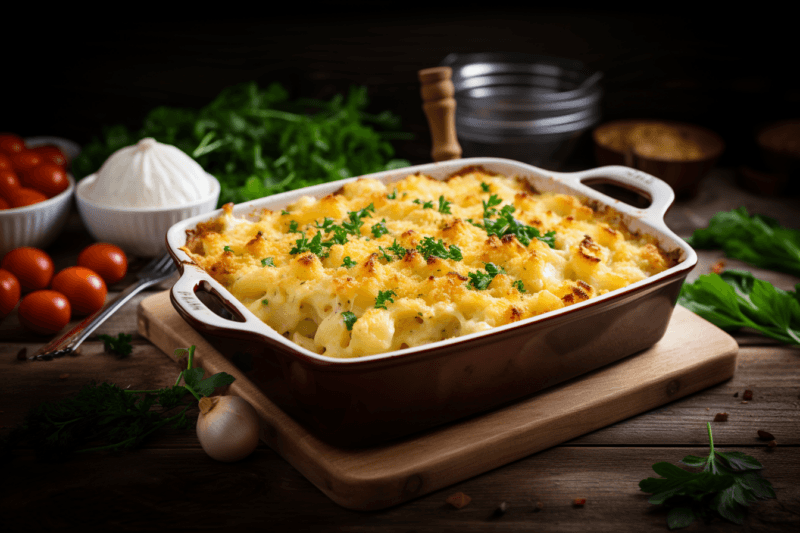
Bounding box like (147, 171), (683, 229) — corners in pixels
(182, 167), (678, 358)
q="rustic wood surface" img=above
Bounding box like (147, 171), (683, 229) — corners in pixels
(1, 167), (798, 531)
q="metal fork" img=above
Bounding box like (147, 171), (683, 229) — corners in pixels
(31, 253), (178, 361)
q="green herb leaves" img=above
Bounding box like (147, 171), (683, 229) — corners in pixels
(468, 263), (505, 290)
(261, 257), (275, 267)
(97, 333), (133, 357)
(341, 311), (357, 330)
(416, 236), (462, 261)
(482, 204), (556, 248)
(686, 207), (800, 277)
(678, 270), (800, 345)
(640, 423), (775, 529)
(3, 345), (234, 461)
(375, 290), (396, 309)
(72, 82), (411, 206)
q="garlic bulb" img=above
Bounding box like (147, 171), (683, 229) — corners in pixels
(82, 138), (215, 208)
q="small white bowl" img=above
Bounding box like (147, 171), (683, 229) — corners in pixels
(0, 174), (76, 257)
(75, 173), (220, 257)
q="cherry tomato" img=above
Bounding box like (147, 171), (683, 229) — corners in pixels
(0, 169), (21, 199)
(77, 243), (128, 285)
(1, 247), (54, 292)
(31, 145), (68, 168)
(23, 163), (69, 198)
(51, 266), (107, 316)
(0, 268), (21, 318)
(10, 150), (41, 177)
(0, 134), (25, 155)
(9, 188), (47, 208)
(0, 153), (12, 170)
(18, 290), (71, 334)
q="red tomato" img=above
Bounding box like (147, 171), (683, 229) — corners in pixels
(77, 243), (128, 285)
(0, 169), (21, 199)
(51, 266), (107, 316)
(10, 150), (41, 177)
(23, 163), (69, 198)
(9, 188), (48, 208)
(18, 290), (71, 334)
(1, 247), (55, 292)
(0, 134), (25, 155)
(31, 145), (68, 168)
(0, 268), (21, 318)
(0, 153), (12, 170)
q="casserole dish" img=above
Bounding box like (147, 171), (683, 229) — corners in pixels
(166, 158), (697, 447)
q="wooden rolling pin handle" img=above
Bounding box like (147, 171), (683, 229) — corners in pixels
(419, 66), (462, 162)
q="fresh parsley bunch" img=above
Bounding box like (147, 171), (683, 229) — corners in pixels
(686, 207), (800, 278)
(640, 423), (776, 529)
(679, 270), (800, 345)
(3, 346), (234, 462)
(72, 82), (411, 206)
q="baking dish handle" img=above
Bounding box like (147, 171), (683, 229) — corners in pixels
(560, 165), (675, 223)
(170, 264), (278, 341)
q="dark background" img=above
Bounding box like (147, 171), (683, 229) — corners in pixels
(5, 5), (794, 170)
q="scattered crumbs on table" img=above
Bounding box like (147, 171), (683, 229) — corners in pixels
(16, 348), (27, 361)
(742, 401), (749, 404)
(743, 389), (753, 401)
(768, 440), (778, 447)
(59, 373), (69, 380)
(706, 407), (710, 410)
(714, 412), (729, 422)
(446, 492), (471, 509)
(758, 429), (776, 440)
(573, 498), (586, 507)
(734, 391), (739, 397)
(533, 501), (544, 512)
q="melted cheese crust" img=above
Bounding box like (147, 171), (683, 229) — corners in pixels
(182, 168), (678, 358)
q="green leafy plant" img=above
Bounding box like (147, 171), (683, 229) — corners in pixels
(640, 423), (775, 529)
(3, 346), (234, 461)
(97, 333), (133, 357)
(686, 207), (800, 278)
(72, 82), (411, 206)
(679, 270), (800, 345)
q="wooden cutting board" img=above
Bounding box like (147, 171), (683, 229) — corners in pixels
(137, 291), (737, 511)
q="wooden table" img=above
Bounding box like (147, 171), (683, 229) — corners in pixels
(1, 168), (798, 532)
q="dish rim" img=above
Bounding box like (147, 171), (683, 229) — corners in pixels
(166, 157), (697, 366)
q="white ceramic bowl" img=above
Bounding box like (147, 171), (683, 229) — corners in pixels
(0, 174), (76, 257)
(75, 172), (220, 257)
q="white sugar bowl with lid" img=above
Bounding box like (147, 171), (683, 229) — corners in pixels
(76, 137), (220, 257)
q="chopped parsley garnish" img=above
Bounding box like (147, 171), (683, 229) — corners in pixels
(288, 220), (301, 233)
(280, 209), (290, 216)
(468, 263), (505, 290)
(261, 257), (275, 267)
(377, 246), (394, 262)
(416, 236), (462, 261)
(388, 239), (407, 259)
(314, 217), (336, 231)
(413, 198), (434, 209)
(223, 245), (233, 253)
(324, 226), (349, 246)
(483, 204), (556, 248)
(289, 232), (325, 256)
(341, 256), (357, 268)
(342, 311), (357, 331)
(341, 203), (375, 235)
(480, 182), (491, 192)
(371, 219), (389, 238)
(438, 195), (452, 214)
(387, 189), (397, 200)
(513, 280), (526, 293)
(482, 194), (503, 218)
(261, 299), (269, 305)
(375, 290), (396, 309)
